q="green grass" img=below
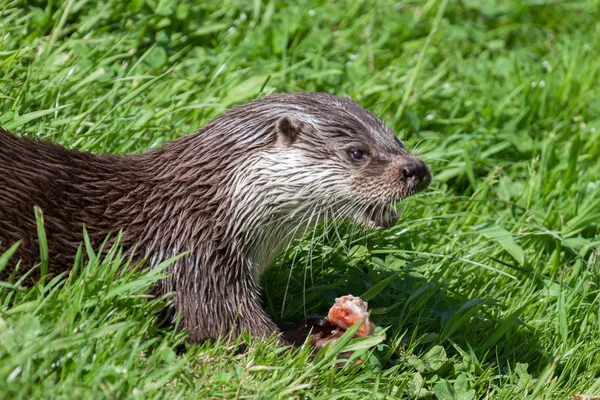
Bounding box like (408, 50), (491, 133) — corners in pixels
(1, 0), (600, 398)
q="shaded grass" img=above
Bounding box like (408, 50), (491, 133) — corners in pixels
(1, 0), (599, 398)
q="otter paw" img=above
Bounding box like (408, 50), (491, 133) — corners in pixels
(279, 316), (337, 346)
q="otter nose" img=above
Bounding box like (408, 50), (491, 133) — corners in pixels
(401, 160), (431, 186)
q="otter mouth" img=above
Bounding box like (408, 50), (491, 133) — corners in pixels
(354, 203), (404, 230)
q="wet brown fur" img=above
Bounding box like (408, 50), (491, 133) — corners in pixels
(0, 92), (430, 343)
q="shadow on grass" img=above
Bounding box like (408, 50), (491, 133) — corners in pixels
(261, 231), (549, 381)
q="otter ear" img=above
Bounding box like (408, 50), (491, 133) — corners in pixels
(276, 116), (303, 147)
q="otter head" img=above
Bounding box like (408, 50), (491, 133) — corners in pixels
(257, 93), (431, 231)
(222, 93), (431, 271)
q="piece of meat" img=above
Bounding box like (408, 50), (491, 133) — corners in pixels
(327, 295), (375, 337)
(278, 294), (375, 354)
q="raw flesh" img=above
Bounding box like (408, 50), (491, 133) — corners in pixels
(327, 295), (375, 337)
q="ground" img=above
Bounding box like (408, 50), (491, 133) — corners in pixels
(1, 0), (599, 398)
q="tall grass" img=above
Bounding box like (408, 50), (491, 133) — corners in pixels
(1, 0), (599, 398)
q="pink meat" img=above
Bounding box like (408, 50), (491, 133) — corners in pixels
(327, 295), (375, 337)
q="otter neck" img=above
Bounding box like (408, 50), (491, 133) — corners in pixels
(91, 144), (272, 280)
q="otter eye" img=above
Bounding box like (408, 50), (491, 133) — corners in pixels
(348, 149), (365, 161)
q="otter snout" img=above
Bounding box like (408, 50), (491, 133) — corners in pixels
(401, 158), (431, 193)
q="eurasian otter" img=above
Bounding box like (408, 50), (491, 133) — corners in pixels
(0, 92), (431, 343)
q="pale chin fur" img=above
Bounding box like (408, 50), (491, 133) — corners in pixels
(229, 148), (404, 281)
(353, 203), (404, 230)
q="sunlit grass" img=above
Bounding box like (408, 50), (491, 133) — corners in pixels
(1, 0), (599, 398)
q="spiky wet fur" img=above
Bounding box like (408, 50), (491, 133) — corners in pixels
(0, 92), (430, 343)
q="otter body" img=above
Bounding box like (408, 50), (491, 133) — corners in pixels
(0, 92), (430, 343)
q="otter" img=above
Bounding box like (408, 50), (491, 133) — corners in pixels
(0, 92), (431, 343)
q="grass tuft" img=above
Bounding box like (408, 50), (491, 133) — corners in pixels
(1, 0), (599, 397)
